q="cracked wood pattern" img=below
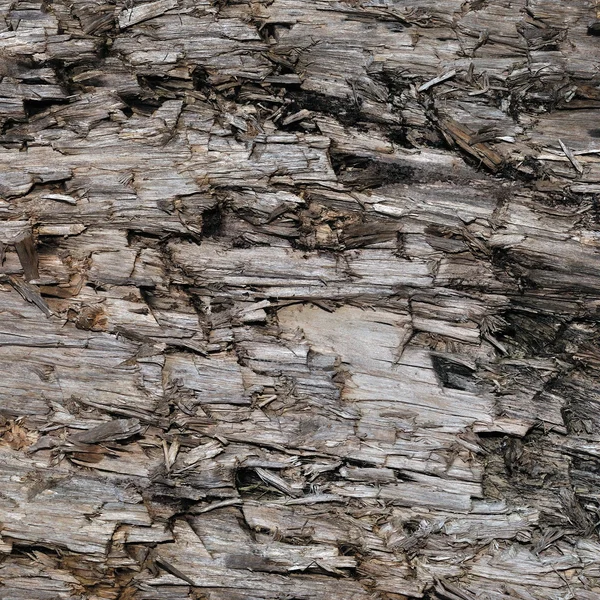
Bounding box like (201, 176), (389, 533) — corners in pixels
(1, 0), (600, 599)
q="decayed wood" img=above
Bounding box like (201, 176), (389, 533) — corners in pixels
(1, 0), (600, 599)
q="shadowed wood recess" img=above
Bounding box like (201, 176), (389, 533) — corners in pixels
(2, 0), (600, 598)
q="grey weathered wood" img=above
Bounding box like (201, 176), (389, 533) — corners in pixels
(0, 0), (600, 599)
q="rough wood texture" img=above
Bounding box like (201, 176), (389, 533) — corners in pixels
(1, 1), (600, 598)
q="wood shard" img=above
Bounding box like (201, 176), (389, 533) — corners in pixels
(7, 275), (53, 317)
(559, 138), (584, 174)
(418, 70), (457, 92)
(14, 231), (39, 281)
(1, 1), (600, 599)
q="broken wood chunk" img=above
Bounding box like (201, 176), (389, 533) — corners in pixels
(437, 117), (505, 171)
(69, 418), (142, 444)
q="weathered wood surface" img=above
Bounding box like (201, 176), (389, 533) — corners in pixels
(1, 0), (600, 598)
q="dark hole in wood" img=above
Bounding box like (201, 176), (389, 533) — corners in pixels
(202, 206), (223, 237)
(587, 22), (600, 36)
(430, 355), (475, 391)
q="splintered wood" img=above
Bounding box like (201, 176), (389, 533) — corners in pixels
(1, 0), (600, 599)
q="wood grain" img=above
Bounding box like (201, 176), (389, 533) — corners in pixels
(0, 0), (600, 598)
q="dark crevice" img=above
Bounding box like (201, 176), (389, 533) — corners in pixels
(430, 355), (476, 391)
(286, 90), (364, 127)
(332, 155), (415, 189)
